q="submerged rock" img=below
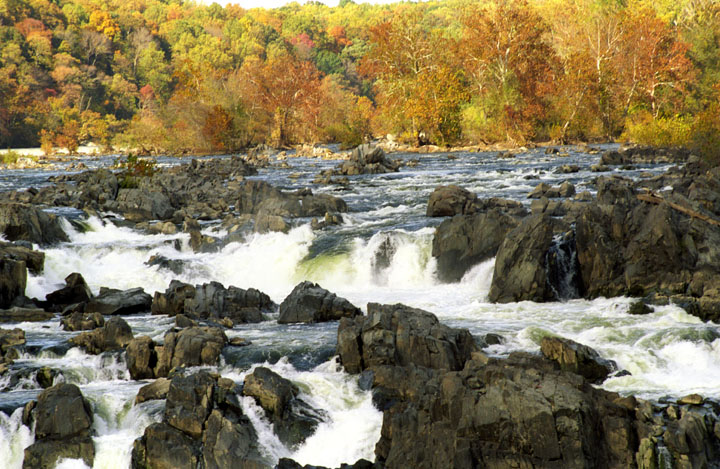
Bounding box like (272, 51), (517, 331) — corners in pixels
(278, 281), (361, 324)
(23, 383), (95, 468)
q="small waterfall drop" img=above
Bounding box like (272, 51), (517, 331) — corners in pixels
(545, 230), (581, 301)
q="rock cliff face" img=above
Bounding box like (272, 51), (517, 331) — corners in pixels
(336, 303), (720, 469)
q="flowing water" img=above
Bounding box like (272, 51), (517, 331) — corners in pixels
(1, 146), (716, 468)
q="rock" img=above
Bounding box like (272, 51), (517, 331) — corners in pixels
(528, 182), (552, 199)
(278, 281), (361, 324)
(146, 255), (184, 275)
(153, 280), (273, 324)
(679, 394), (704, 405)
(162, 327), (228, 372)
(229, 337), (251, 347)
(335, 144), (400, 175)
(0, 203), (69, 245)
(126, 336), (157, 380)
(132, 370), (265, 469)
(254, 212), (289, 233)
(488, 214), (559, 303)
(86, 287), (152, 315)
(0, 328), (25, 365)
(136, 378), (172, 404)
(115, 189), (174, 222)
(426, 185), (477, 217)
(540, 336), (617, 383)
(558, 181), (576, 197)
(0, 258), (26, 309)
(61, 311), (104, 331)
(337, 303), (477, 374)
(45, 272), (93, 308)
(23, 383), (95, 469)
(176, 313), (198, 328)
(243, 367), (323, 448)
(236, 180), (347, 218)
(628, 301), (653, 315)
(0, 241), (44, 274)
(0, 307), (53, 322)
(69, 316), (134, 354)
(432, 210), (518, 283)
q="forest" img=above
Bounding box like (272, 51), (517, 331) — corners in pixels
(1, 0), (719, 158)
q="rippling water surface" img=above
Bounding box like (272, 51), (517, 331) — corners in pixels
(2, 146), (714, 468)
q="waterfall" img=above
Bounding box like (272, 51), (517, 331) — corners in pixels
(545, 229), (581, 301)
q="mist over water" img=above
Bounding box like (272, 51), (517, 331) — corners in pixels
(1, 146), (715, 468)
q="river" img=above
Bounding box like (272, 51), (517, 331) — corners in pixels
(2, 145), (717, 468)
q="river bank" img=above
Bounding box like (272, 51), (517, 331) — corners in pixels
(0, 143), (718, 468)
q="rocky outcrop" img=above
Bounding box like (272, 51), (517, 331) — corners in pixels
(540, 336), (617, 384)
(0, 327), (25, 373)
(114, 188), (175, 222)
(45, 272), (93, 310)
(426, 185), (477, 217)
(69, 316), (134, 354)
(131, 371), (266, 469)
(0, 203), (69, 246)
(61, 311), (105, 331)
(278, 281), (361, 324)
(152, 280), (273, 324)
(126, 327), (228, 380)
(334, 144), (400, 175)
(432, 210), (518, 282)
(0, 257), (27, 309)
(488, 214), (561, 303)
(243, 367), (324, 447)
(337, 303), (477, 374)
(0, 307), (53, 323)
(600, 145), (690, 166)
(0, 241), (44, 274)
(236, 181), (347, 218)
(23, 383), (95, 469)
(86, 287), (152, 315)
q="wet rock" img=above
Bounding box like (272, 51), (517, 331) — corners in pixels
(136, 378), (172, 404)
(426, 185), (477, 217)
(432, 210), (518, 282)
(146, 255), (184, 275)
(243, 367), (324, 448)
(0, 307), (53, 323)
(489, 213), (559, 303)
(236, 180), (347, 218)
(70, 316), (134, 354)
(663, 409), (716, 467)
(335, 144), (400, 175)
(679, 394), (704, 406)
(628, 301), (653, 315)
(152, 280), (273, 324)
(540, 336), (617, 384)
(600, 145), (690, 166)
(126, 336), (158, 380)
(0, 241), (44, 274)
(254, 212), (289, 233)
(188, 230), (220, 253)
(132, 370), (265, 469)
(0, 327), (25, 369)
(45, 272), (93, 308)
(0, 202), (69, 246)
(310, 212), (343, 230)
(23, 383), (94, 469)
(86, 287), (152, 315)
(278, 281), (361, 324)
(337, 303), (477, 374)
(115, 188), (174, 222)
(61, 311), (104, 331)
(0, 258), (26, 309)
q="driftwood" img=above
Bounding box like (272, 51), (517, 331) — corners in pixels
(637, 192), (720, 227)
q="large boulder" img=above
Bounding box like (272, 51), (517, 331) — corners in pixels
(152, 280), (273, 324)
(86, 287), (152, 315)
(0, 241), (44, 274)
(0, 258), (26, 309)
(243, 367), (324, 448)
(115, 188), (174, 222)
(23, 383), (95, 469)
(0, 203), (69, 245)
(540, 336), (617, 384)
(278, 281), (361, 324)
(432, 210), (518, 283)
(337, 303), (477, 374)
(236, 181), (347, 218)
(45, 272), (93, 309)
(132, 371), (265, 469)
(335, 144), (400, 175)
(126, 327), (228, 380)
(69, 316), (134, 354)
(426, 185), (478, 217)
(488, 214), (559, 303)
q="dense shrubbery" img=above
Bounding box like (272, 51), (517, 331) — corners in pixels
(1, 0), (719, 159)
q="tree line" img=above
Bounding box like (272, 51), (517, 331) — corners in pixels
(1, 0), (719, 158)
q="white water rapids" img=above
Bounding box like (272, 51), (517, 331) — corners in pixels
(1, 146), (717, 468)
